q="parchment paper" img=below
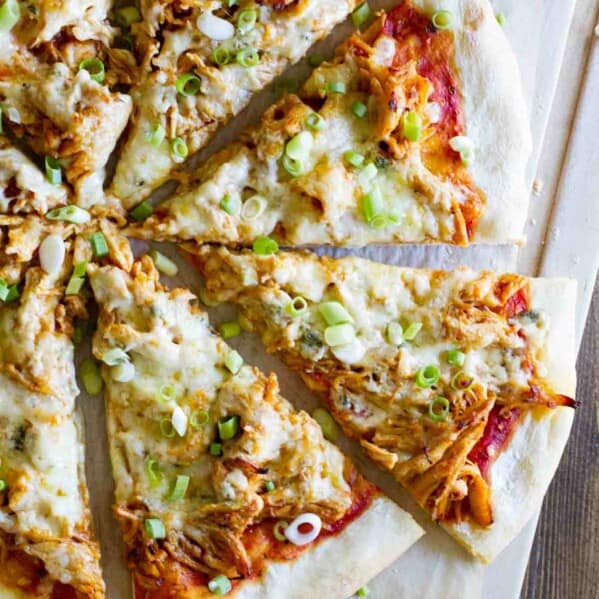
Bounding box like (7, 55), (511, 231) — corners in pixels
(78, 2), (580, 597)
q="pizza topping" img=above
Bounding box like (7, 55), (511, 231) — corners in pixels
(284, 513), (323, 546)
(431, 10), (455, 31)
(39, 233), (66, 275)
(197, 12), (235, 41)
(46, 206), (91, 224)
(208, 573), (233, 595)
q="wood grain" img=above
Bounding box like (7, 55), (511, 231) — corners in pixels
(522, 279), (599, 598)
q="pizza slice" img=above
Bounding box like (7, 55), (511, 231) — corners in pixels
(132, 0), (531, 246)
(0, 238), (104, 597)
(109, 0), (360, 207)
(88, 254), (423, 598)
(187, 246), (577, 563)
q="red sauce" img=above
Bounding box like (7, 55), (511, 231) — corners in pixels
(50, 582), (78, 599)
(468, 406), (522, 479)
(134, 569), (207, 599)
(504, 288), (530, 318)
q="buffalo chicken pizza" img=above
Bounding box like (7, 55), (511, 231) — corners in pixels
(133, 0), (531, 246)
(88, 255), (422, 598)
(188, 247), (577, 562)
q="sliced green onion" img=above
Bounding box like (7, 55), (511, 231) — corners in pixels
(324, 323), (355, 347)
(432, 10), (455, 30)
(90, 232), (109, 257)
(237, 8), (257, 33)
(402, 322), (422, 341)
(212, 45), (232, 66)
(252, 236), (278, 255)
(170, 137), (188, 159)
(130, 200), (153, 221)
(236, 47), (259, 68)
(305, 112), (325, 131)
(220, 193), (241, 215)
(326, 81), (346, 95)
(147, 123), (165, 147)
(0, 479), (6, 492)
(158, 383), (177, 402)
(446, 349), (465, 367)
(286, 131), (313, 161)
(241, 195), (267, 221)
(101, 348), (129, 366)
(285, 296), (308, 317)
(44, 156), (62, 185)
(386, 322), (403, 345)
(0, 278), (10, 302)
(312, 407), (339, 441)
(66, 275), (85, 295)
(282, 154), (305, 177)
(0, 0), (20, 32)
(224, 350), (243, 374)
(357, 162), (378, 188)
(219, 321), (241, 339)
(176, 73), (202, 96)
(169, 475), (190, 500)
(361, 185), (383, 224)
(496, 12), (506, 27)
(146, 458), (162, 486)
(190, 410), (209, 428)
(149, 250), (178, 276)
(351, 100), (368, 118)
(273, 520), (289, 541)
(451, 370), (475, 391)
(78, 58), (105, 84)
(449, 136), (475, 166)
(159, 418), (176, 438)
(370, 214), (390, 229)
(308, 53), (325, 67)
(46, 205), (91, 224)
(218, 415), (240, 440)
(73, 261), (88, 278)
(208, 574), (232, 596)
(0, 281), (19, 303)
(79, 359), (103, 395)
(357, 586), (369, 597)
(429, 397), (450, 422)
(144, 518), (166, 539)
(352, 2), (372, 28)
(115, 6), (141, 27)
(318, 301), (352, 326)
(264, 480), (275, 492)
(344, 150), (364, 168)
(210, 442), (223, 456)
(402, 111), (422, 142)
(415, 365), (440, 388)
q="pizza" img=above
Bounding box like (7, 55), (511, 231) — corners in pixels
(0, 235), (104, 598)
(87, 253), (423, 597)
(109, 0), (361, 208)
(131, 0), (530, 246)
(187, 246), (577, 562)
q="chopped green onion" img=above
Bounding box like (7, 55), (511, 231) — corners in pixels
(305, 112), (325, 131)
(219, 321), (241, 339)
(149, 250), (178, 276)
(0, 281), (19, 303)
(212, 45), (232, 66)
(158, 383), (177, 402)
(159, 418), (176, 438)
(496, 12), (506, 27)
(220, 193), (241, 215)
(79, 359), (103, 395)
(370, 214), (390, 229)
(190, 410), (209, 428)
(144, 518), (166, 539)
(324, 323), (355, 347)
(446, 349), (465, 367)
(357, 162), (378, 188)
(44, 156), (62, 185)
(115, 6), (141, 27)
(285, 131), (313, 161)
(237, 8), (257, 34)
(224, 350), (243, 374)
(402, 322), (422, 341)
(449, 136), (475, 166)
(0, 279), (10, 302)
(146, 458), (162, 486)
(210, 442), (223, 456)
(352, 2), (372, 28)
(147, 123), (165, 147)
(285, 296), (308, 317)
(308, 53), (325, 67)
(78, 58), (105, 84)
(282, 154), (305, 177)
(429, 397), (450, 422)
(361, 185), (383, 224)
(101, 348), (129, 366)
(236, 47), (259, 68)
(218, 415), (240, 440)
(66, 275), (85, 295)
(73, 261), (88, 278)
(451, 370), (475, 391)
(0, 0), (19, 32)
(351, 100), (368, 118)
(318, 301), (352, 325)
(241, 195), (267, 221)
(252, 236), (278, 255)
(357, 586), (369, 597)
(208, 574), (232, 596)
(46, 205), (91, 224)
(130, 200), (153, 221)
(264, 480), (275, 492)
(90, 232), (109, 257)
(432, 10), (455, 30)
(0, 479), (6, 492)
(170, 137), (188, 159)
(402, 111), (422, 142)
(312, 407), (339, 441)
(169, 475), (190, 500)
(415, 365), (440, 388)
(386, 322), (403, 345)
(326, 81), (346, 95)
(176, 73), (202, 96)
(344, 150), (364, 168)
(273, 520), (289, 541)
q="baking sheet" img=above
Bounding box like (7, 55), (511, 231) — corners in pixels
(78, 2), (582, 597)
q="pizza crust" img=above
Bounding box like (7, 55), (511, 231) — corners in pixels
(441, 278), (577, 561)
